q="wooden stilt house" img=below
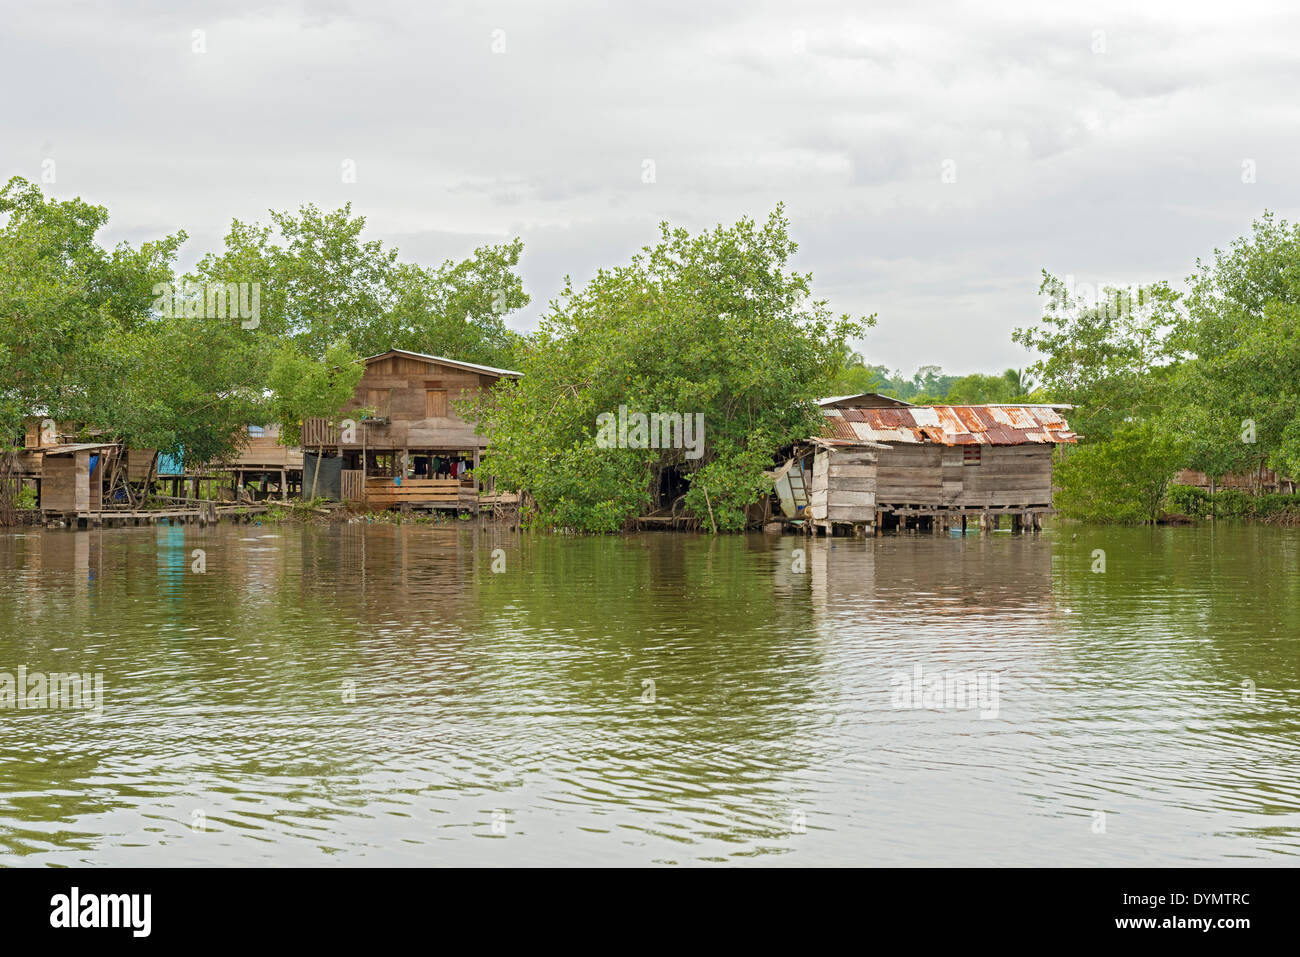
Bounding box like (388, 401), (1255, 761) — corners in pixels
(804, 393), (1078, 535)
(302, 349), (522, 511)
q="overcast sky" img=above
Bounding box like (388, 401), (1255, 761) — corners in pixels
(4, 0), (1299, 374)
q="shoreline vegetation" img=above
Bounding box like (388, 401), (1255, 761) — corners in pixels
(3, 173), (1298, 531)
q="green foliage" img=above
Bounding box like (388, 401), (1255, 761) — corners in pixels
(942, 368), (1037, 404)
(0, 176), (184, 446)
(1251, 492), (1300, 520)
(267, 340), (366, 447)
(469, 207), (868, 532)
(1164, 483), (1211, 516)
(1014, 271), (1180, 442)
(1166, 212), (1300, 481)
(823, 348), (1037, 407)
(193, 204), (527, 367)
(1164, 484), (1300, 522)
(515, 444), (653, 532)
(1015, 214), (1300, 522)
(823, 351), (957, 403)
(1054, 420), (1186, 524)
(682, 438), (778, 532)
(1211, 488), (1252, 517)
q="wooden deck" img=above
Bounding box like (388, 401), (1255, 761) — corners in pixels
(361, 477), (480, 511)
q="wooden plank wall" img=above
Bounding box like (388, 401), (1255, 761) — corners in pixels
(809, 453), (828, 520)
(127, 449), (155, 481)
(874, 445), (944, 505)
(848, 443), (1055, 509)
(41, 455), (77, 512)
(363, 477), (460, 507)
(41, 452), (95, 512)
(23, 419), (68, 449)
(225, 425), (304, 468)
(810, 448), (879, 521)
(953, 445), (1054, 507)
(341, 469), (365, 503)
(331, 355), (498, 451)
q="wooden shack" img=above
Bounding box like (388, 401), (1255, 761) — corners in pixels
(38, 443), (119, 515)
(804, 395), (1077, 535)
(302, 349), (521, 510)
(1175, 467), (1295, 495)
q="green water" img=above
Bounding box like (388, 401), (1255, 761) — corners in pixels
(0, 522), (1297, 866)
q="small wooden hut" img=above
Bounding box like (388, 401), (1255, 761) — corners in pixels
(38, 443), (120, 515)
(803, 394), (1077, 535)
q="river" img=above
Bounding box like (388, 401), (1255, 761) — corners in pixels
(1, 522), (1297, 865)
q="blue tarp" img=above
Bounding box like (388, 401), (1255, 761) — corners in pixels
(157, 450), (184, 475)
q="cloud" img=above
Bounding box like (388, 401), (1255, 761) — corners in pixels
(4, 0), (1300, 373)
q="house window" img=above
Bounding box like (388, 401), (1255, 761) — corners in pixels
(963, 446), (981, 465)
(247, 425), (265, 438)
(367, 389), (391, 415)
(425, 389), (448, 418)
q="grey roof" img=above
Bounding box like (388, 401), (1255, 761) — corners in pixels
(363, 349), (521, 378)
(818, 392), (915, 408)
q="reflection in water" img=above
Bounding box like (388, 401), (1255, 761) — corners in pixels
(0, 523), (1297, 865)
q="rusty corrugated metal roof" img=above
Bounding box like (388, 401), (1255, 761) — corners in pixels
(825, 415), (858, 440)
(819, 405), (1077, 446)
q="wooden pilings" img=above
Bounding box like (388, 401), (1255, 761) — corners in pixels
(868, 506), (1050, 536)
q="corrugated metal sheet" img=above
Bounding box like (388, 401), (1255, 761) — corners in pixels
(827, 416), (857, 440)
(42, 442), (119, 455)
(820, 404), (1078, 446)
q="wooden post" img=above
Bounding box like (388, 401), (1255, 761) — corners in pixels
(308, 446), (321, 500)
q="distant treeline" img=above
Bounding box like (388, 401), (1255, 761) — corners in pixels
(824, 358), (1037, 406)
